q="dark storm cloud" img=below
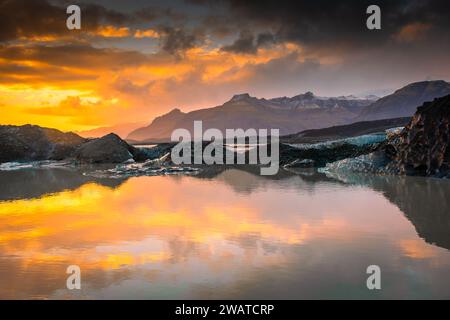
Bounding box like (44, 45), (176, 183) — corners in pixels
(0, 0), (64, 41)
(159, 26), (201, 55)
(221, 31), (257, 54)
(221, 31), (275, 54)
(134, 5), (187, 23)
(0, 0), (132, 42)
(2, 0), (449, 51)
(82, 2), (131, 26)
(1, 0), (448, 96)
(0, 0), (204, 57)
(193, 0), (450, 52)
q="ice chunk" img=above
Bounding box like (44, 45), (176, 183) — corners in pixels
(0, 161), (70, 171)
(0, 162), (34, 171)
(319, 151), (390, 175)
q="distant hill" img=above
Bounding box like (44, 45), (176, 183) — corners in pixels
(356, 80), (450, 121)
(281, 117), (411, 144)
(127, 92), (375, 142)
(76, 122), (146, 139)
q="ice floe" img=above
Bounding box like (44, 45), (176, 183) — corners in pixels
(84, 153), (200, 178)
(0, 161), (71, 171)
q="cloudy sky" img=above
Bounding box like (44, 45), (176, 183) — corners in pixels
(1, 0), (449, 131)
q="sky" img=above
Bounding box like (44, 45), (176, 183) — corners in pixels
(0, 0), (449, 131)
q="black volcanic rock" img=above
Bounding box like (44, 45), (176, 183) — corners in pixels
(384, 94), (450, 176)
(356, 80), (450, 121)
(0, 125), (86, 163)
(74, 133), (149, 164)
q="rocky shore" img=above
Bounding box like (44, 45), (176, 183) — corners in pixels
(1, 95), (449, 179)
(0, 125), (166, 165)
(323, 94), (450, 178)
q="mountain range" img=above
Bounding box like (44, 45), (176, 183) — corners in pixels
(126, 80), (450, 143)
(356, 80), (450, 121)
(127, 92), (375, 142)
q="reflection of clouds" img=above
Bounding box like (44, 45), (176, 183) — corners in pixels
(1, 172), (450, 298)
(399, 239), (438, 259)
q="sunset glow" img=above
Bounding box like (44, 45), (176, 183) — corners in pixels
(1, 0), (448, 133)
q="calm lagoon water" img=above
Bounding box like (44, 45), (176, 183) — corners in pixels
(1, 167), (450, 299)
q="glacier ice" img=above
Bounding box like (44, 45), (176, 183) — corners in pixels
(287, 133), (387, 150)
(319, 151), (390, 175)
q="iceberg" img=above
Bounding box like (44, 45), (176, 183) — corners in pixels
(318, 127), (407, 176)
(319, 151), (390, 175)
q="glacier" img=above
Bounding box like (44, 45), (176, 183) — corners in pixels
(286, 133), (387, 150)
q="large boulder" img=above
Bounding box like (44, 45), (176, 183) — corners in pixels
(74, 133), (148, 164)
(385, 94), (450, 176)
(0, 125), (86, 163)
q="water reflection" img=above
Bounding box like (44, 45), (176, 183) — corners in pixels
(0, 167), (450, 299)
(324, 172), (450, 251)
(0, 168), (125, 201)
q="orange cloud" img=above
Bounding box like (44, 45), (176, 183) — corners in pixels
(134, 29), (161, 38)
(93, 25), (131, 38)
(394, 23), (432, 43)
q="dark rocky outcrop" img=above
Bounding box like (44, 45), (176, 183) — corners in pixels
(0, 125), (86, 163)
(74, 133), (150, 164)
(383, 94), (450, 177)
(0, 125), (162, 165)
(139, 143), (176, 160)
